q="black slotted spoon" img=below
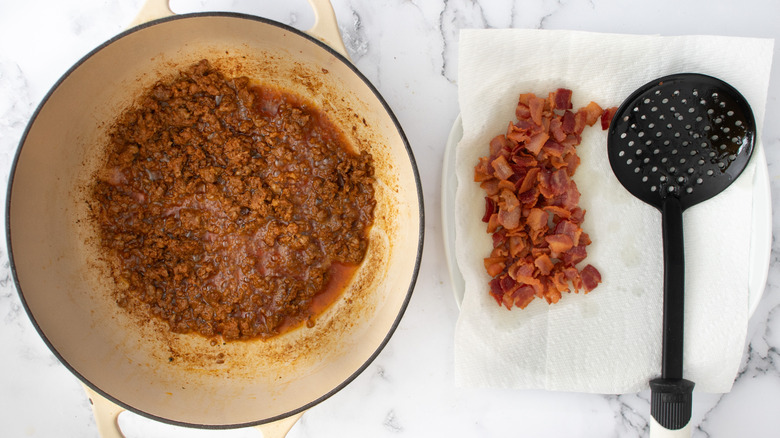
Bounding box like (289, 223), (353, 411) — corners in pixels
(607, 74), (755, 436)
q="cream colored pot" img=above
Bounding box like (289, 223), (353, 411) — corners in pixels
(6, 1), (423, 436)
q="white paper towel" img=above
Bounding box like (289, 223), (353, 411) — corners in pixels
(453, 30), (774, 394)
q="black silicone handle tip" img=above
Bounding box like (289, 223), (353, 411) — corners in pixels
(650, 378), (695, 430)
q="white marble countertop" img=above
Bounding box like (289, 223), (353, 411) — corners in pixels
(2, 0), (779, 437)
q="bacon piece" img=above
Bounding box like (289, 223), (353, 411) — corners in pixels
(526, 208), (548, 232)
(489, 277), (504, 305)
(537, 169), (555, 198)
(551, 270), (570, 293)
(561, 245), (587, 266)
(517, 93), (535, 106)
(516, 103), (531, 121)
(551, 181), (580, 211)
(508, 259), (535, 281)
(511, 153), (538, 169)
(498, 179), (516, 192)
(551, 88), (573, 110)
(554, 220), (582, 246)
(534, 254), (554, 276)
(563, 151), (581, 175)
(500, 189), (520, 212)
(550, 118), (566, 142)
(512, 285), (536, 309)
(581, 264), (602, 292)
(492, 229), (507, 247)
(527, 95), (546, 126)
(490, 135), (509, 156)
(518, 167), (541, 194)
(569, 207), (585, 224)
(479, 179), (500, 196)
(491, 155), (514, 180)
(474, 157), (492, 182)
(543, 205), (571, 220)
(601, 106), (618, 130)
(486, 213), (500, 233)
(482, 197), (496, 223)
(508, 235), (528, 257)
(550, 169), (571, 197)
(543, 140), (565, 158)
(546, 234), (574, 255)
(544, 283), (562, 304)
(526, 132), (549, 155)
(507, 122), (530, 144)
(561, 110), (576, 134)
(484, 257), (506, 277)
(563, 266), (582, 292)
(497, 206), (521, 230)
(517, 187), (539, 207)
(580, 101), (604, 127)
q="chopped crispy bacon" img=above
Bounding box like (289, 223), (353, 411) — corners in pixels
(480, 178), (500, 196)
(543, 140), (565, 158)
(497, 206), (521, 230)
(518, 167), (541, 194)
(550, 118), (566, 142)
(498, 179), (516, 191)
(490, 135), (509, 156)
(515, 104), (531, 121)
(580, 101), (604, 127)
(561, 110), (576, 134)
(534, 253), (554, 276)
(526, 132), (549, 155)
(526, 208), (548, 232)
(546, 234), (574, 255)
(512, 285), (536, 309)
(561, 245), (587, 266)
(543, 205), (571, 220)
(484, 257), (506, 277)
(554, 220), (582, 246)
(601, 106), (618, 130)
(507, 123), (530, 144)
(581, 264), (602, 292)
(527, 95), (546, 126)
(474, 157), (492, 182)
(500, 189), (520, 212)
(491, 155), (514, 180)
(563, 150), (581, 175)
(551, 88), (573, 110)
(486, 213), (500, 233)
(474, 89), (607, 309)
(482, 197), (496, 223)
(508, 235), (527, 257)
(492, 229), (507, 247)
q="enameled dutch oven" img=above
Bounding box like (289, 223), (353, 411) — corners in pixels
(6, 0), (423, 436)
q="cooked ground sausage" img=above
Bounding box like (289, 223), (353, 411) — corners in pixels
(92, 59), (375, 340)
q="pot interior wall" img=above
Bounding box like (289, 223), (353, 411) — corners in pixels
(9, 15), (420, 426)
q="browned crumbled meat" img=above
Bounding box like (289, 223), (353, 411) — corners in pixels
(92, 59), (375, 340)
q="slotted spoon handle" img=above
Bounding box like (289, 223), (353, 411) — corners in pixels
(660, 196), (685, 380)
(650, 196), (694, 435)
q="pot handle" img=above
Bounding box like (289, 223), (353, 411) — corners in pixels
(83, 384), (127, 438)
(84, 382), (305, 437)
(306, 0), (351, 60)
(254, 412), (304, 438)
(127, 0), (173, 28)
(127, 0), (350, 60)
